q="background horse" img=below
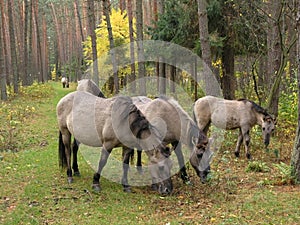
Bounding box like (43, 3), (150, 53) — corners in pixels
(75, 79), (212, 183)
(61, 77), (69, 88)
(194, 95), (276, 159)
(56, 91), (173, 195)
(77, 79), (105, 97)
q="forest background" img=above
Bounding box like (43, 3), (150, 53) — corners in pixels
(1, 0), (300, 223)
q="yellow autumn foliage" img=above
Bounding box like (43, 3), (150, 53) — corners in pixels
(83, 9), (135, 66)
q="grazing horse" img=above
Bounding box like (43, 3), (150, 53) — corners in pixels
(75, 79), (212, 183)
(193, 95), (276, 159)
(132, 96), (211, 183)
(61, 77), (69, 88)
(56, 91), (173, 195)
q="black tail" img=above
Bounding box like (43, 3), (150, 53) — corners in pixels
(59, 131), (68, 168)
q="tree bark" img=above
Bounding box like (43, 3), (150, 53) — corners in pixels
(0, 0), (10, 85)
(197, 0), (217, 96)
(102, 0), (118, 93)
(7, 0), (19, 92)
(266, 0), (282, 117)
(136, 0), (146, 95)
(0, 11), (7, 100)
(221, 38), (235, 100)
(157, 0), (165, 95)
(87, 0), (99, 86)
(127, 0), (136, 93)
(23, 0), (29, 85)
(291, 0), (300, 182)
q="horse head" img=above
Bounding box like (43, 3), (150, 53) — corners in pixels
(190, 131), (213, 183)
(262, 115), (276, 147)
(147, 145), (173, 196)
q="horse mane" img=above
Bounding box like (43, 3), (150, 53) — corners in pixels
(113, 96), (149, 139)
(238, 98), (270, 116)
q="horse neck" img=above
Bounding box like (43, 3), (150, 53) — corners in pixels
(253, 110), (264, 126)
(178, 114), (197, 150)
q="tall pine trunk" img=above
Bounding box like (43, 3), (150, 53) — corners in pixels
(87, 0), (99, 85)
(102, 0), (118, 93)
(0, 12), (7, 100)
(136, 0), (146, 95)
(127, 0), (136, 93)
(7, 0), (19, 93)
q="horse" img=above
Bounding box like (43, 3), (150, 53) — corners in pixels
(75, 79), (212, 183)
(132, 96), (211, 183)
(77, 79), (105, 97)
(61, 77), (69, 88)
(193, 95), (276, 159)
(56, 91), (173, 195)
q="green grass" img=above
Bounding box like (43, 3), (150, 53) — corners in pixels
(1, 81), (300, 224)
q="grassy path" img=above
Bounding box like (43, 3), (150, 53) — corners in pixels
(1, 82), (300, 224)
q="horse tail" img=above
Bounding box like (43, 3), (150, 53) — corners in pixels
(58, 131), (67, 168)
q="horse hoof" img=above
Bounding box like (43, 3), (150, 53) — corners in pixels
(123, 186), (132, 193)
(136, 166), (143, 174)
(234, 152), (240, 158)
(92, 184), (101, 192)
(246, 153), (252, 160)
(74, 171), (81, 177)
(67, 177), (73, 184)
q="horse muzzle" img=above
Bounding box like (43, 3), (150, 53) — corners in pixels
(264, 134), (270, 147)
(199, 165), (211, 183)
(158, 178), (173, 196)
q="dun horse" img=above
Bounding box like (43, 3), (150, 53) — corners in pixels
(76, 79), (212, 183)
(194, 96), (276, 159)
(56, 91), (173, 195)
(132, 96), (211, 183)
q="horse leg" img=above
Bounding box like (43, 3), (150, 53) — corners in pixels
(241, 128), (251, 159)
(234, 129), (243, 158)
(92, 147), (111, 192)
(72, 138), (80, 176)
(172, 141), (191, 185)
(61, 131), (73, 183)
(201, 120), (211, 135)
(122, 147), (133, 192)
(136, 149), (143, 173)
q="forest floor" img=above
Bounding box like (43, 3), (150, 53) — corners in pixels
(1, 81), (300, 225)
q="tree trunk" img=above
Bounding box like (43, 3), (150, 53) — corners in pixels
(157, 0), (165, 95)
(127, 0), (136, 93)
(197, 0), (217, 96)
(23, 0), (29, 86)
(87, 0), (99, 86)
(136, 0), (146, 95)
(221, 38), (235, 100)
(291, 0), (300, 182)
(74, 0), (84, 42)
(7, 0), (19, 93)
(0, 0), (10, 85)
(102, 0), (118, 93)
(0, 12), (7, 100)
(266, 1), (282, 116)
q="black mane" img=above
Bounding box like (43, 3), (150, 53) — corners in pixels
(238, 98), (269, 116)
